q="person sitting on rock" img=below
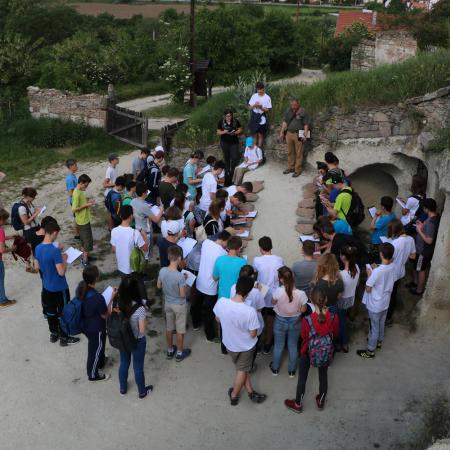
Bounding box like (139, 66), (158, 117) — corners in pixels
(232, 137), (263, 186)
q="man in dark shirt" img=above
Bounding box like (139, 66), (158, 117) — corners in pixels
(159, 167), (179, 209)
(157, 221), (184, 268)
(279, 97), (310, 178)
(217, 109), (243, 186)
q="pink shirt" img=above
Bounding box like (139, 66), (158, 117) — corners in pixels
(0, 227), (5, 261)
(272, 286), (308, 317)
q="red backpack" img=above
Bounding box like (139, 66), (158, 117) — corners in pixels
(11, 236), (32, 262)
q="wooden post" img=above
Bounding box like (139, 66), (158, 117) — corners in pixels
(189, 0), (197, 107)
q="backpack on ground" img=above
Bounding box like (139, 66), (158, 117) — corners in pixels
(11, 201), (28, 231)
(130, 231), (146, 274)
(105, 190), (122, 226)
(59, 296), (83, 336)
(107, 303), (140, 353)
(305, 315), (335, 368)
(341, 188), (365, 228)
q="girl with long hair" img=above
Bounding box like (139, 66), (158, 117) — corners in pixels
(270, 266), (308, 378)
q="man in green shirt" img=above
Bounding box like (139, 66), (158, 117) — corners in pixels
(72, 174), (95, 266)
(279, 97), (310, 178)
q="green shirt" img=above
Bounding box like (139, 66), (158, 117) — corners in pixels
(284, 107), (310, 133)
(334, 187), (352, 221)
(71, 188), (91, 225)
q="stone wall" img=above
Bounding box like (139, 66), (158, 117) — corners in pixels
(351, 31), (417, 71)
(27, 86), (108, 128)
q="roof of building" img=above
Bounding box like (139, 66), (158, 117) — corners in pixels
(335, 10), (380, 36)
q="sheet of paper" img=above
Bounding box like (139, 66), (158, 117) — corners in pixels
(198, 165), (211, 176)
(239, 211), (257, 218)
(102, 286), (114, 306)
(258, 283), (269, 298)
(181, 270), (196, 287)
(64, 247), (82, 264)
(380, 236), (392, 244)
(178, 237), (197, 258)
(299, 235), (319, 242)
(37, 206), (47, 217)
(237, 230), (249, 238)
(396, 197), (407, 209)
(368, 207), (377, 218)
(366, 264), (372, 272)
(151, 205), (161, 217)
(242, 255), (248, 260)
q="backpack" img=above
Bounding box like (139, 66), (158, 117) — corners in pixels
(11, 236), (32, 262)
(107, 303), (140, 353)
(305, 314), (335, 368)
(136, 163), (150, 184)
(340, 189), (365, 228)
(59, 296), (83, 336)
(105, 190), (122, 226)
(412, 194), (427, 222)
(11, 201), (28, 231)
(195, 219), (216, 242)
(130, 231), (146, 274)
(186, 241), (203, 272)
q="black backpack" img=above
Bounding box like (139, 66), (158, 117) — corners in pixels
(136, 163), (150, 184)
(11, 201), (29, 231)
(107, 303), (140, 353)
(341, 189), (365, 228)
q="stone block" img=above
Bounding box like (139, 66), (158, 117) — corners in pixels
(296, 217), (315, 225)
(88, 118), (103, 127)
(378, 122), (392, 137)
(296, 208), (315, 220)
(296, 224), (314, 235)
(373, 112), (389, 122)
(298, 198), (315, 208)
(39, 106), (49, 114)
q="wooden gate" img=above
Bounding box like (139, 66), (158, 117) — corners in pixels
(106, 105), (148, 148)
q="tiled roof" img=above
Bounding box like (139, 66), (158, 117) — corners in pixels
(335, 10), (379, 36)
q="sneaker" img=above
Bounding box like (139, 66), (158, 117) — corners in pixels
(0, 299), (16, 309)
(120, 389), (127, 396)
(50, 334), (59, 343)
(288, 371), (296, 378)
(284, 399), (303, 414)
(269, 363), (279, 376)
(228, 387), (239, 406)
(292, 172), (302, 178)
(262, 344), (272, 355)
(316, 394), (326, 410)
(89, 373), (110, 382)
(166, 346), (177, 360)
(249, 391), (267, 404)
(59, 336), (81, 347)
(356, 349), (375, 359)
(175, 349), (191, 362)
(139, 385), (153, 399)
(377, 341), (382, 349)
(283, 169), (294, 175)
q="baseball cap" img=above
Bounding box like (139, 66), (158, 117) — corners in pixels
(245, 137), (254, 147)
(166, 220), (182, 236)
(155, 145), (164, 153)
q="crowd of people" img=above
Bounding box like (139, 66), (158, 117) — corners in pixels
(0, 85), (442, 411)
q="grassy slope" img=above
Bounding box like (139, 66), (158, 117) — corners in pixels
(176, 49), (450, 145)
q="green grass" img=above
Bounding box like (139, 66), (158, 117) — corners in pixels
(114, 80), (170, 102)
(176, 49), (450, 146)
(143, 98), (206, 118)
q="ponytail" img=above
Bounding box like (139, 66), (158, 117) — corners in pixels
(77, 265), (99, 300)
(341, 245), (358, 278)
(278, 266), (295, 303)
(310, 287), (327, 323)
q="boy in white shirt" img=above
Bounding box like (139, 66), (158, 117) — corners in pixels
(214, 276), (267, 406)
(253, 236), (284, 354)
(103, 153), (119, 197)
(248, 81), (272, 148)
(357, 243), (396, 359)
(232, 137), (263, 186)
(196, 161), (226, 222)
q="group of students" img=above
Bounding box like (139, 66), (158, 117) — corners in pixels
(0, 142), (441, 412)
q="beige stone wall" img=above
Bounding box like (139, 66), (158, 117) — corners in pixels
(27, 86), (108, 128)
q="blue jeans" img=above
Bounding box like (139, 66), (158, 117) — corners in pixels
(0, 261), (7, 303)
(119, 337), (147, 396)
(367, 309), (388, 352)
(272, 315), (301, 372)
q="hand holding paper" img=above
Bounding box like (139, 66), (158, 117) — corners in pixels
(64, 247), (83, 264)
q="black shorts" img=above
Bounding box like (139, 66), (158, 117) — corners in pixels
(262, 307), (275, 317)
(415, 254), (431, 271)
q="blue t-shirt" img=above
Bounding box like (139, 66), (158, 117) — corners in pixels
(183, 163), (197, 199)
(81, 288), (107, 334)
(371, 213), (396, 244)
(334, 219), (352, 236)
(35, 243), (69, 292)
(329, 188), (340, 203)
(213, 255), (247, 299)
(66, 173), (78, 205)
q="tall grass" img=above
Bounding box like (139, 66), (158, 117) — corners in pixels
(176, 49), (450, 147)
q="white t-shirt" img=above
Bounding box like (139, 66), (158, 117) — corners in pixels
(248, 93), (272, 118)
(231, 284), (265, 336)
(272, 286), (307, 317)
(362, 263), (396, 313)
(226, 185), (238, 197)
(241, 146), (263, 170)
(401, 196), (420, 225)
(104, 166), (118, 197)
(213, 297), (259, 352)
(110, 226), (145, 275)
(196, 239), (227, 295)
(199, 172), (217, 212)
(253, 254), (284, 307)
(392, 235), (416, 281)
(340, 266), (360, 298)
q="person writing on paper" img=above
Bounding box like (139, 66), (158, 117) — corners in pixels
(398, 175), (427, 231)
(79, 265), (114, 382)
(279, 97), (310, 177)
(157, 246), (192, 362)
(232, 137), (263, 186)
(35, 221), (80, 347)
(196, 160), (226, 222)
(369, 196), (395, 263)
(203, 198), (226, 238)
(183, 151), (204, 199)
(248, 81), (272, 149)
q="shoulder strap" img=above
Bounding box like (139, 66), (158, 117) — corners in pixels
(305, 315), (316, 337)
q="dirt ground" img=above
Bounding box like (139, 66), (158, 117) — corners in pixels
(71, 2), (215, 18)
(0, 152), (449, 449)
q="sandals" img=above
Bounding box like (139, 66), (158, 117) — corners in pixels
(228, 387), (239, 406)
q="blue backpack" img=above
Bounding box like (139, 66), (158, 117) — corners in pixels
(305, 314), (335, 368)
(59, 296), (83, 336)
(11, 201), (28, 231)
(105, 190), (122, 226)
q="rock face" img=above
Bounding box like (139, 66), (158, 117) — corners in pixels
(27, 86), (108, 128)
